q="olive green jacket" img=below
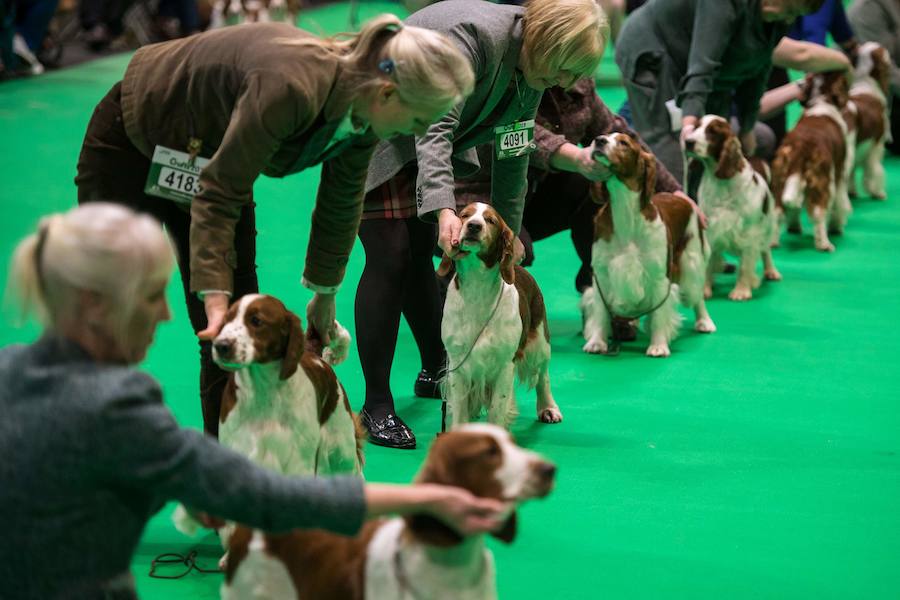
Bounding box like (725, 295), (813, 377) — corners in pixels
(121, 23), (377, 293)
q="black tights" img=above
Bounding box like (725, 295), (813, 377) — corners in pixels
(355, 217), (445, 420)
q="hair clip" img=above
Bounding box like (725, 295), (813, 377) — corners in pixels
(378, 58), (395, 75)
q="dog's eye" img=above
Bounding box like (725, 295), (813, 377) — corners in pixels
(485, 217), (496, 225)
(249, 315), (263, 327)
(483, 444), (500, 458)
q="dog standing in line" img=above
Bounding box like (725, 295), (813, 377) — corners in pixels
(847, 42), (893, 200)
(582, 132), (715, 358)
(437, 203), (563, 429)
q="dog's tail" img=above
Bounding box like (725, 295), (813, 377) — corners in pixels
(172, 504), (202, 537)
(305, 320), (352, 366)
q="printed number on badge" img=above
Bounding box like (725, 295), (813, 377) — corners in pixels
(494, 119), (535, 160)
(144, 145), (211, 205)
(159, 167), (203, 195)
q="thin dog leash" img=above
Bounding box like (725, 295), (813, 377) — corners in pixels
(438, 282), (505, 435)
(589, 240), (673, 354)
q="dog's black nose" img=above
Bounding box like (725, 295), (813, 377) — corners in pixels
(595, 136), (608, 149)
(214, 339), (233, 357)
(537, 462), (557, 481)
(466, 221), (483, 233)
(684, 139), (696, 152)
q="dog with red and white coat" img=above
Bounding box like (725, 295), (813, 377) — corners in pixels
(582, 132), (716, 358)
(221, 424), (556, 600)
(437, 202), (562, 429)
(173, 294), (362, 537)
(847, 42), (892, 200)
(772, 70), (853, 252)
(683, 115), (782, 301)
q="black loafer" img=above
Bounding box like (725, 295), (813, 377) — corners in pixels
(413, 369), (443, 399)
(360, 408), (416, 450)
(611, 317), (638, 342)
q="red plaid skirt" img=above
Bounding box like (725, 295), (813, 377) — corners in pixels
(361, 167), (417, 220)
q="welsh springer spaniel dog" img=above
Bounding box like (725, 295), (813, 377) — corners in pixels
(847, 42), (892, 200)
(684, 115), (782, 301)
(582, 132), (715, 358)
(437, 202), (562, 428)
(222, 424), (556, 600)
(772, 70), (853, 252)
(173, 294), (361, 537)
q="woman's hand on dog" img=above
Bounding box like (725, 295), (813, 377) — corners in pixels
(421, 484), (511, 536)
(197, 292), (229, 341)
(307, 293), (336, 346)
(438, 209), (463, 257)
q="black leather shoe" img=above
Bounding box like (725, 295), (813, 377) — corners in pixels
(611, 317), (638, 342)
(413, 369), (443, 399)
(360, 408), (416, 450)
(722, 262), (737, 274)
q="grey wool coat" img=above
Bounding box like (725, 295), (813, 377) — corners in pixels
(0, 335), (365, 599)
(364, 0), (543, 233)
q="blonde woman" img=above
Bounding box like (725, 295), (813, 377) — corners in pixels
(0, 203), (508, 598)
(355, 0), (609, 449)
(75, 18), (475, 437)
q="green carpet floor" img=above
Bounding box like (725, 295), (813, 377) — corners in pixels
(1, 3), (899, 598)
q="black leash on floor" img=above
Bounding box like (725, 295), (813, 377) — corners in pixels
(149, 549), (220, 579)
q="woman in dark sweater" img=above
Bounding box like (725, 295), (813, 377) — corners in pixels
(0, 203), (506, 599)
(615, 0), (826, 184)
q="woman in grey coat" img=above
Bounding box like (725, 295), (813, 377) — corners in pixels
(615, 0), (826, 184)
(0, 203), (507, 599)
(353, 0), (610, 449)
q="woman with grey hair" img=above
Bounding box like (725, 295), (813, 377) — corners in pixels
(0, 203), (507, 599)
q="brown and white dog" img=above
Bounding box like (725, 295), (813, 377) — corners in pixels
(683, 115), (782, 300)
(222, 424), (556, 600)
(848, 42), (892, 200)
(437, 202), (562, 428)
(582, 132), (715, 358)
(772, 70), (853, 252)
(173, 294), (362, 537)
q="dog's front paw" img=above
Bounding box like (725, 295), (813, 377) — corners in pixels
(816, 240), (836, 253)
(582, 338), (609, 354)
(871, 191), (887, 200)
(764, 268), (782, 281)
(728, 285), (752, 301)
(694, 317), (717, 333)
(646, 343), (671, 358)
(538, 406), (563, 424)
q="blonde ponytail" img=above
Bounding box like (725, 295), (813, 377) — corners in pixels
(6, 204), (175, 337)
(281, 14), (474, 111)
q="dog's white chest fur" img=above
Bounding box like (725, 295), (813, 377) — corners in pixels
(365, 518), (497, 600)
(443, 279), (522, 379)
(591, 184), (670, 315)
(219, 365), (322, 476)
(699, 167), (772, 254)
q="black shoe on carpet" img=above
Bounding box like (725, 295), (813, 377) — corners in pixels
(360, 407), (416, 450)
(413, 369), (443, 399)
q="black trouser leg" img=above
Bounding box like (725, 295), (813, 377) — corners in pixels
(356, 218), (411, 420)
(400, 216), (445, 376)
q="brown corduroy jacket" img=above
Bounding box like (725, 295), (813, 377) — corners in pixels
(120, 23), (377, 293)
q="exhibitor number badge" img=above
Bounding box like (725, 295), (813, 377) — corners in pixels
(494, 119), (536, 160)
(144, 145), (210, 205)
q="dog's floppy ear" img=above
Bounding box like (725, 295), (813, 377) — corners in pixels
(436, 252), (455, 277)
(640, 150), (657, 208)
(490, 510), (518, 544)
(799, 73), (814, 106)
(280, 311), (305, 380)
(715, 135), (743, 179)
(873, 48), (891, 96)
(499, 226), (516, 285)
(404, 444), (465, 547)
